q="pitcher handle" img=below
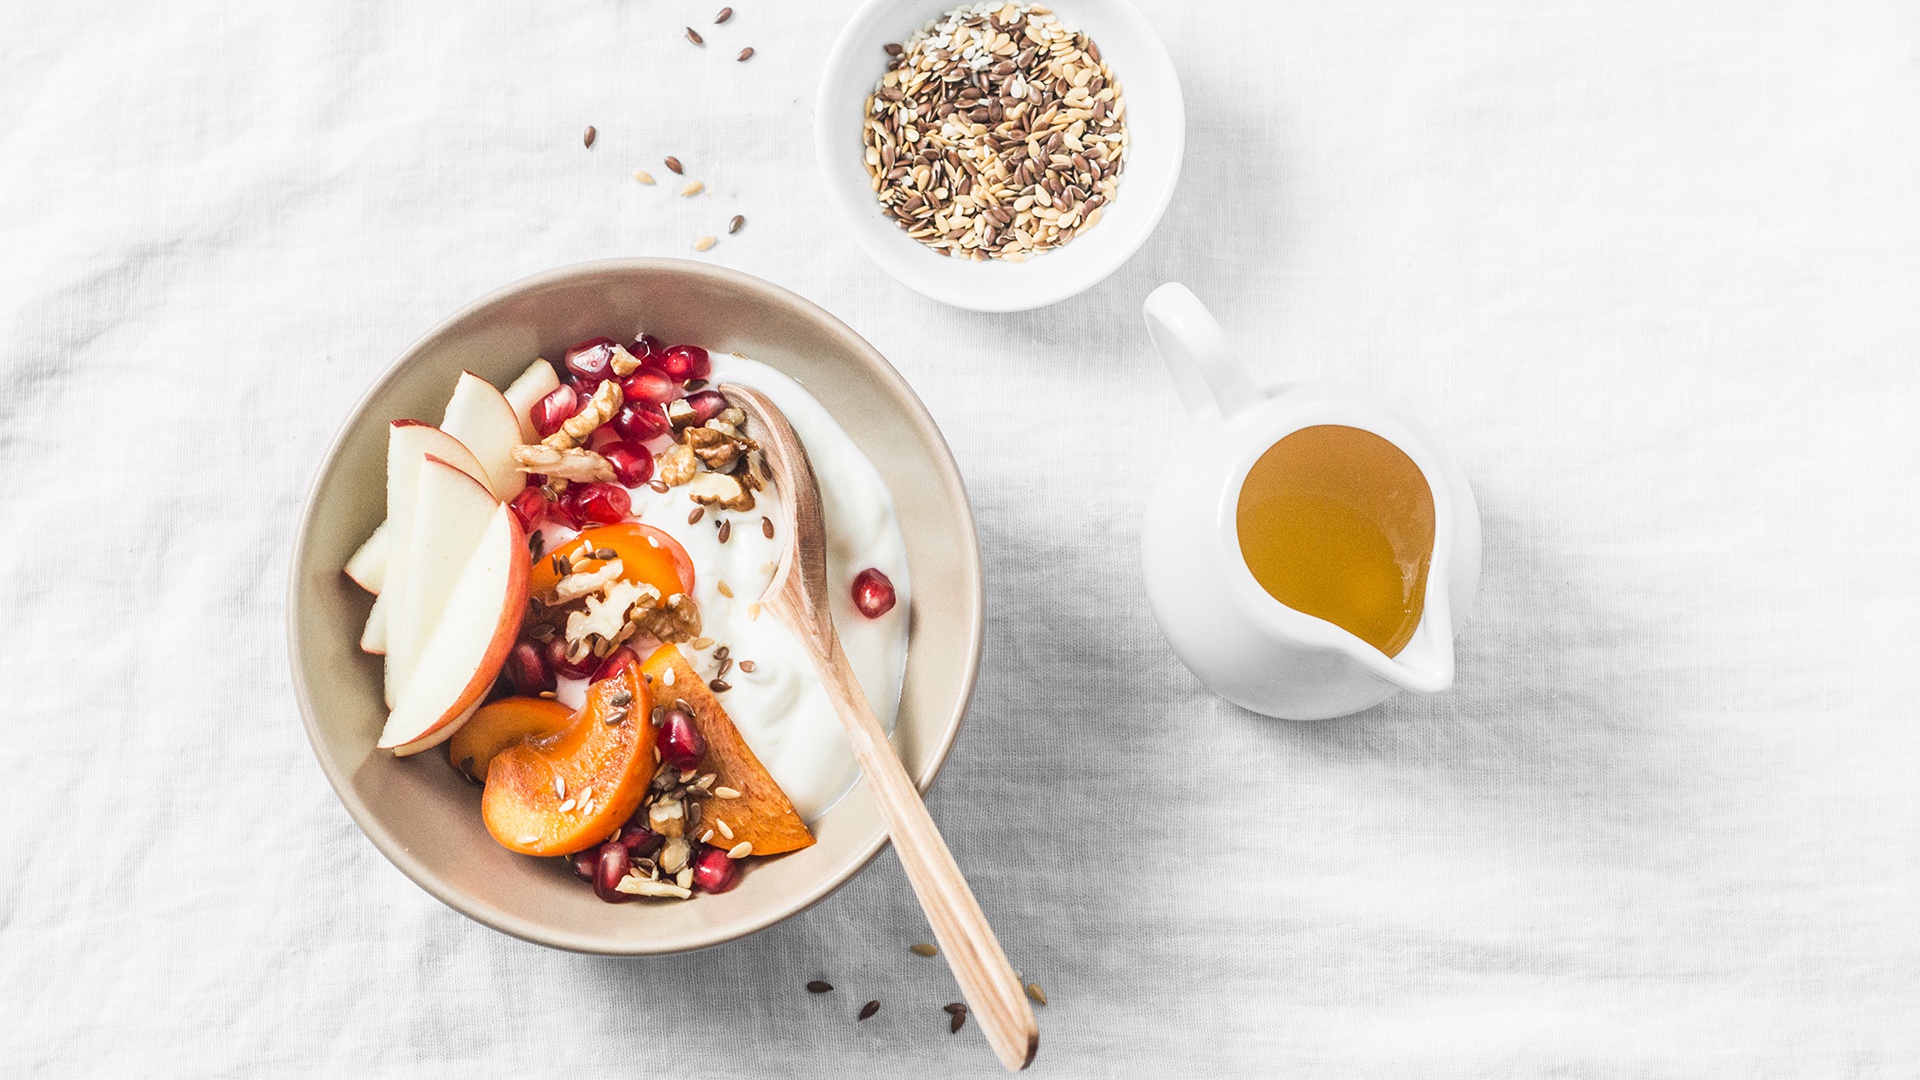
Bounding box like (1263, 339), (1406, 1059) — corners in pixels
(1143, 283), (1261, 421)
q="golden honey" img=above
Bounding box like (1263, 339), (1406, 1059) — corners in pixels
(1234, 425), (1435, 656)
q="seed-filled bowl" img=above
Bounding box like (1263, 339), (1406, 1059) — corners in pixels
(288, 259), (984, 954)
(816, 0), (1184, 312)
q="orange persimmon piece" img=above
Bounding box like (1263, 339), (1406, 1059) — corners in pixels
(640, 644), (815, 857)
(480, 664), (655, 856)
(529, 523), (694, 601)
(448, 695), (573, 783)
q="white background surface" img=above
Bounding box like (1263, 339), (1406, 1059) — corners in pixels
(3, 1), (1917, 1076)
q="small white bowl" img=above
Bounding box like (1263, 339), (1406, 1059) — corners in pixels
(815, 0), (1185, 312)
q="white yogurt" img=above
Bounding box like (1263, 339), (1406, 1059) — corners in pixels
(540, 357), (909, 821)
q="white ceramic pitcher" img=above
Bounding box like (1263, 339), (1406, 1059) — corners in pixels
(1140, 283), (1482, 719)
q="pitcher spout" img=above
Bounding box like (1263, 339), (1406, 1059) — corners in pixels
(1374, 590), (1454, 695)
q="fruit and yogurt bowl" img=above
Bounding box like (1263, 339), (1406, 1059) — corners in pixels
(341, 333), (910, 904)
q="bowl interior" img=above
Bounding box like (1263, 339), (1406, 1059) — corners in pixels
(288, 259), (983, 954)
(815, 0), (1185, 312)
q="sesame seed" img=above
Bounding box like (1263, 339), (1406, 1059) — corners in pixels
(634, 169), (656, 184)
(910, 943), (938, 957)
(716, 818), (734, 840)
(728, 841), (752, 858)
(714, 786), (741, 799)
(717, 580), (734, 598)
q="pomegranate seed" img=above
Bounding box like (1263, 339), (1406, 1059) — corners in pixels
(507, 487), (547, 532)
(601, 441), (655, 487)
(546, 636), (597, 680)
(655, 707), (705, 770)
(656, 344), (707, 381)
(591, 645), (641, 682)
(852, 568), (896, 618)
(621, 369), (678, 407)
(691, 844), (739, 893)
(683, 389), (729, 424)
(531, 384), (581, 438)
(612, 401), (671, 442)
(564, 337), (619, 383)
(570, 482), (630, 525)
(629, 334), (662, 363)
(619, 824), (662, 857)
(593, 841), (634, 903)
(504, 640), (555, 695)
(571, 849), (598, 881)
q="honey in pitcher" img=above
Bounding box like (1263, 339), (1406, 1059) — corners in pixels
(1234, 425), (1436, 657)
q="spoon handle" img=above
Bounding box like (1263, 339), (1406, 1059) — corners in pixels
(804, 632), (1039, 1071)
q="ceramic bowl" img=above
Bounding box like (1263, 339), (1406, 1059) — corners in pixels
(814, 0), (1185, 312)
(287, 259), (983, 955)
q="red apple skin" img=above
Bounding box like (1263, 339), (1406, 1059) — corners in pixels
(387, 511), (531, 756)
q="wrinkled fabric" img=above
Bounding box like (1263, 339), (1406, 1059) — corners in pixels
(3, 0), (1917, 1076)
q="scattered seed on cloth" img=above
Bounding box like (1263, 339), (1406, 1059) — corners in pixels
(858, 1000), (880, 1021)
(910, 943), (938, 957)
(582, 125), (596, 148)
(686, 26), (704, 45)
(715, 6), (733, 23)
(694, 236), (717, 252)
(729, 214), (746, 234)
(633, 169), (656, 184)
(737, 47), (754, 62)
(807, 980), (833, 994)
(666, 155), (684, 174)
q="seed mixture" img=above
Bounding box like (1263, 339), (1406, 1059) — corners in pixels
(863, 2), (1127, 262)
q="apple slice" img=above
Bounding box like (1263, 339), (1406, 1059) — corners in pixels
(391, 456), (501, 705)
(503, 358), (561, 443)
(380, 502), (529, 754)
(381, 421), (489, 707)
(442, 371), (527, 501)
(345, 521), (389, 594)
(359, 593), (388, 655)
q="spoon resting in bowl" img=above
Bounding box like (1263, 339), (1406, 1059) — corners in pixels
(720, 383), (1039, 1071)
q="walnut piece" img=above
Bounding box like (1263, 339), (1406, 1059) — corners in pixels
(607, 342), (643, 376)
(683, 424), (758, 470)
(666, 398), (698, 429)
(564, 578), (658, 650)
(629, 591), (701, 644)
(658, 443), (698, 486)
(686, 471), (755, 511)
(542, 559), (625, 606)
(511, 443), (615, 483)
(543, 378), (623, 450)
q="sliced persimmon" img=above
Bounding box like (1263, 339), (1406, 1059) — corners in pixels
(448, 695), (573, 783)
(640, 644), (815, 857)
(480, 664), (656, 856)
(530, 523), (694, 601)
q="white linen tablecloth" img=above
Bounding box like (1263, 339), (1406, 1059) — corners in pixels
(4, 1), (1917, 1075)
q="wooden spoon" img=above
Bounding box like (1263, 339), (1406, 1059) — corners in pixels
(720, 384), (1039, 1072)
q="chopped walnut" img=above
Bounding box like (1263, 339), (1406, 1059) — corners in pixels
(684, 424), (758, 470)
(607, 342), (643, 376)
(628, 591), (701, 643)
(542, 559), (626, 606)
(658, 443), (698, 486)
(512, 443), (615, 483)
(543, 378), (623, 450)
(686, 470), (755, 511)
(666, 398), (698, 429)
(564, 578), (658, 651)
(714, 406), (747, 428)
(736, 451), (769, 493)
